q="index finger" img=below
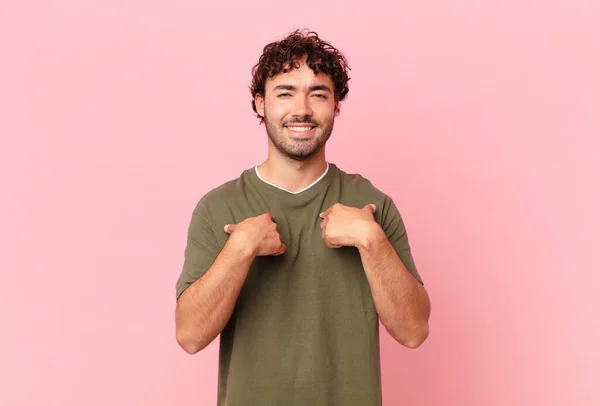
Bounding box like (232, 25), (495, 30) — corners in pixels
(261, 212), (275, 221)
(319, 206), (334, 218)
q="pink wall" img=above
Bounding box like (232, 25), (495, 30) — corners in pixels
(2, 0), (599, 405)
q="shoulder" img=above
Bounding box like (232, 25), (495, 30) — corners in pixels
(192, 168), (253, 214)
(331, 164), (405, 225)
(333, 164), (390, 202)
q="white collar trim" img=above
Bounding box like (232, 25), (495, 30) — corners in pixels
(254, 163), (330, 195)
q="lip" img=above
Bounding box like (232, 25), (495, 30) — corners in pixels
(284, 125), (316, 138)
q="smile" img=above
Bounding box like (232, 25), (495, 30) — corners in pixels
(287, 126), (313, 132)
(285, 125), (316, 137)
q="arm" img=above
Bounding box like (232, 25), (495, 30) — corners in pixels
(357, 223), (430, 349)
(175, 212), (285, 354)
(320, 201), (430, 349)
(175, 238), (255, 354)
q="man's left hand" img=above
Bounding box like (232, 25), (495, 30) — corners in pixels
(319, 203), (379, 248)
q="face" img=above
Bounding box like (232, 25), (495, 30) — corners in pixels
(255, 59), (339, 161)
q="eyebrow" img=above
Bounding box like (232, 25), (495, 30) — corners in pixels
(273, 84), (332, 93)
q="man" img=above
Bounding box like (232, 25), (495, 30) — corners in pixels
(175, 29), (430, 406)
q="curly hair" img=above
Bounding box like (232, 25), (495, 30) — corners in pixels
(250, 29), (351, 122)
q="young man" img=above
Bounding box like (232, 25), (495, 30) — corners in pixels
(175, 29), (430, 406)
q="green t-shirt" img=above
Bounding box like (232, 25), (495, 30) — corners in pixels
(176, 163), (422, 406)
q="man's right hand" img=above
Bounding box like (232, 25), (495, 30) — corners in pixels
(224, 213), (287, 257)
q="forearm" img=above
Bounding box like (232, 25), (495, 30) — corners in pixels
(357, 225), (430, 348)
(175, 240), (255, 354)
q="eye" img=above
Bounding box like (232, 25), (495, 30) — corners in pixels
(277, 93), (292, 98)
(312, 93), (328, 99)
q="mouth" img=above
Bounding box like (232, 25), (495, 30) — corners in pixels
(284, 124), (317, 137)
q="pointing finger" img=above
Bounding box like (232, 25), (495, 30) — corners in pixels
(363, 204), (376, 213)
(275, 243), (287, 255)
(319, 206), (334, 218)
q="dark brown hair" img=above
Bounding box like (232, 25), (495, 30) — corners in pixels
(250, 29), (351, 122)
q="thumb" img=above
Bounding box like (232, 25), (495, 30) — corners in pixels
(363, 204), (376, 213)
(224, 224), (236, 234)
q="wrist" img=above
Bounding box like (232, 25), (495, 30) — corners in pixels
(227, 231), (258, 260)
(356, 221), (386, 251)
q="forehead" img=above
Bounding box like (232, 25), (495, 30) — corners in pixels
(266, 62), (334, 90)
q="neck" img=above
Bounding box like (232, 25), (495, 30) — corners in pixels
(257, 147), (328, 193)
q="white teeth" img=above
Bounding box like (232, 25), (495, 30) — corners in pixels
(288, 126), (312, 132)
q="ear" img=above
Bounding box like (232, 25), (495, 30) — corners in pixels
(255, 93), (265, 118)
(334, 101), (341, 117)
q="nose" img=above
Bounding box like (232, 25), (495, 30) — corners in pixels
(291, 94), (313, 117)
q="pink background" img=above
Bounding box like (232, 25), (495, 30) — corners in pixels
(2, 0), (599, 405)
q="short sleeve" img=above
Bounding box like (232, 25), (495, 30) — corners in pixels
(380, 197), (423, 285)
(175, 200), (222, 301)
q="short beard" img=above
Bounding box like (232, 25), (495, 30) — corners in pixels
(264, 114), (334, 161)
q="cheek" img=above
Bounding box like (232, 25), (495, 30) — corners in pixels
(265, 99), (289, 120)
(314, 103), (337, 122)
